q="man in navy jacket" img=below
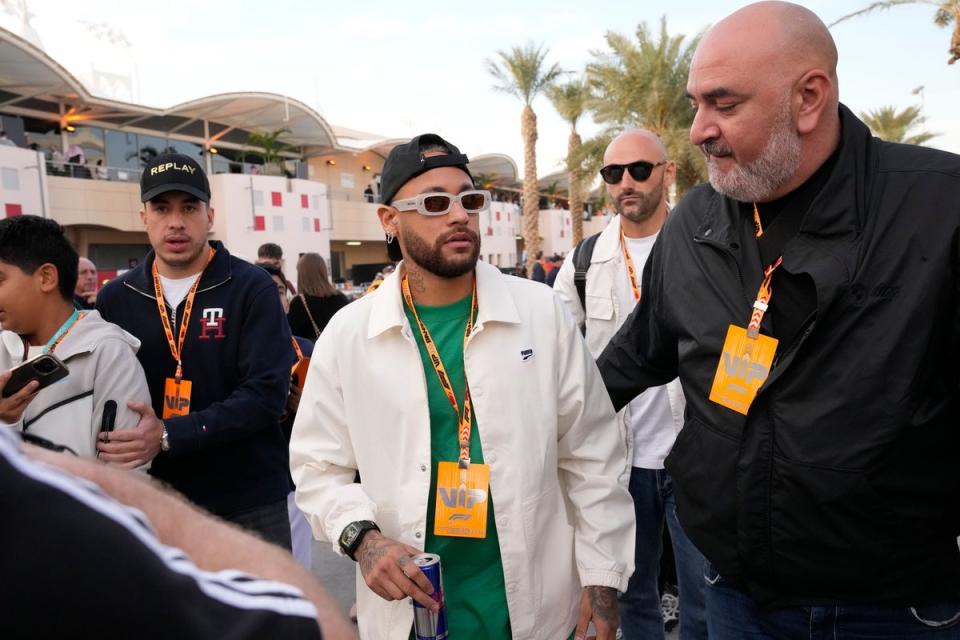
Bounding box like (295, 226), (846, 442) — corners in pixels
(97, 153), (295, 548)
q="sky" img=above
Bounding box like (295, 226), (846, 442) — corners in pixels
(5, 0), (959, 177)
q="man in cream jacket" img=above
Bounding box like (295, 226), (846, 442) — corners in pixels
(291, 134), (634, 640)
(554, 130), (705, 640)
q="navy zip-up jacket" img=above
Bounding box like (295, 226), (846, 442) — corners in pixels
(97, 241), (294, 516)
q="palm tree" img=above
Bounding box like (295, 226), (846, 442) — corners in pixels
(247, 127), (293, 174)
(486, 43), (563, 271)
(547, 77), (590, 242)
(830, 1), (960, 65)
(584, 17), (706, 198)
(860, 105), (939, 144)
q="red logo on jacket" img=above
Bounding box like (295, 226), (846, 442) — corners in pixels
(199, 307), (226, 340)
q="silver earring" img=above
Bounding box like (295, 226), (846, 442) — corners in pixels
(385, 231), (396, 243)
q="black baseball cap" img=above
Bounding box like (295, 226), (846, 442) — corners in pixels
(140, 153), (211, 203)
(380, 133), (473, 261)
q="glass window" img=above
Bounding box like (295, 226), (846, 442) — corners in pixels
(272, 216), (284, 232)
(163, 138), (203, 162)
(21, 116), (59, 154)
(65, 126), (105, 164)
(302, 217), (311, 232)
(136, 134), (171, 168)
(104, 130), (140, 173)
(253, 190), (264, 207)
(1, 168), (19, 191)
(211, 154), (232, 175)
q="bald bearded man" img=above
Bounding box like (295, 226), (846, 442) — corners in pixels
(598, 2), (960, 637)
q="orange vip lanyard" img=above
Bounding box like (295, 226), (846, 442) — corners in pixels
(619, 229), (641, 302)
(290, 336), (304, 375)
(151, 249), (216, 381)
(747, 203), (783, 339)
(401, 274), (478, 468)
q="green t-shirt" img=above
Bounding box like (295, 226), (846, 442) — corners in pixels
(404, 293), (511, 640)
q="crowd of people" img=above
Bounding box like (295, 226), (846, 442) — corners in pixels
(3, 2), (960, 639)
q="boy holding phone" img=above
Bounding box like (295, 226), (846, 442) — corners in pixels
(0, 215), (154, 462)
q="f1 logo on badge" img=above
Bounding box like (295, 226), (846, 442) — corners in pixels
(199, 308), (226, 340)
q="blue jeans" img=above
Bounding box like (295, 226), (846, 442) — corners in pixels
(222, 498), (293, 551)
(705, 562), (960, 639)
(620, 468), (708, 640)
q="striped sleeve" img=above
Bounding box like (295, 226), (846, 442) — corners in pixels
(0, 428), (321, 638)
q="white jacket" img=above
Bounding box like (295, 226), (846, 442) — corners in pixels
(554, 215), (685, 479)
(290, 261), (635, 640)
(0, 311), (152, 459)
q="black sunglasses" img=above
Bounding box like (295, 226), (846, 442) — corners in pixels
(599, 160), (666, 185)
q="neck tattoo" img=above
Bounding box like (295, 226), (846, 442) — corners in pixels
(406, 266), (427, 294)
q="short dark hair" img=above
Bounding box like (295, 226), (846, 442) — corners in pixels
(258, 242), (283, 260)
(0, 215), (78, 301)
(259, 263), (287, 284)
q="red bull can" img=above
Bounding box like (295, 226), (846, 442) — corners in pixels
(412, 553), (448, 640)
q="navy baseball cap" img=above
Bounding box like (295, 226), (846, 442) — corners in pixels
(380, 134), (473, 261)
(140, 153), (211, 203)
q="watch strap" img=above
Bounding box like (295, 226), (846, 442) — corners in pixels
(340, 520), (380, 560)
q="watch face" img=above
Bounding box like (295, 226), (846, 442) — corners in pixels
(342, 523), (360, 545)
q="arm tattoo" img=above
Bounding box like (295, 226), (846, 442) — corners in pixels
(587, 586), (618, 625)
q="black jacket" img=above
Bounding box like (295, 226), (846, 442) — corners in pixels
(598, 105), (960, 607)
(287, 292), (349, 340)
(97, 241), (295, 516)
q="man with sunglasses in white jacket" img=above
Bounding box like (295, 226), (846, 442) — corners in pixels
(290, 133), (634, 640)
(554, 130), (707, 640)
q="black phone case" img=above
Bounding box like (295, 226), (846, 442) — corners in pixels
(3, 355), (69, 398)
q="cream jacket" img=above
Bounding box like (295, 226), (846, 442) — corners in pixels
(553, 214), (685, 479)
(290, 260), (635, 640)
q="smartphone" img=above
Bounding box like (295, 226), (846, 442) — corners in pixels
(101, 400), (117, 433)
(2, 353), (69, 398)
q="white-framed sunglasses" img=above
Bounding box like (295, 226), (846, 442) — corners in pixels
(391, 190), (491, 216)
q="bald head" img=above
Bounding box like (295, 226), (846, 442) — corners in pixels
(602, 129), (675, 235)
(604, 129), (669, 165)
(687, 1), (842, 202)
(698, 1), (838, 95)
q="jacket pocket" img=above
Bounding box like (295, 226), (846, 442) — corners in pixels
(769, 457), (897, 594)
(664, 416), (739, 577)
(585, 295), (614, 320)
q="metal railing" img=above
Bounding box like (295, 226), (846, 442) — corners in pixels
(47, 160), (143, 183)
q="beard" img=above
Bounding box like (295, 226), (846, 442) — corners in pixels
(702, 99), (802, 202)
(615, 177), (664, 224)
(402, 225), (480, 278)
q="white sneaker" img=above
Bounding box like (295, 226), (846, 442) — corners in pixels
(661, 592), (679, 631)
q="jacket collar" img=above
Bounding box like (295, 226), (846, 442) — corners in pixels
(0, 311), (141, 363)
(122, 240), (232, 297)
(367, 260), (521, 339)
(695, 103), (870, 253)
(591, 214), (622, 263)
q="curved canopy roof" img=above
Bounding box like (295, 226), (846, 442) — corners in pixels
(468, 153), (519, 188)
(0, 27), (337, 151)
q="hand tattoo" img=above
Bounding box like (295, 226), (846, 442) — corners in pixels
(358, 535), (398, 576)
(587, 586), (618, 626)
